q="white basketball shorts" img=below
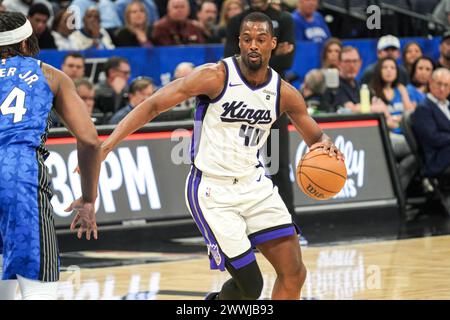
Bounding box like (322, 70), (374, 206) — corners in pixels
(185, 165), (299, 272)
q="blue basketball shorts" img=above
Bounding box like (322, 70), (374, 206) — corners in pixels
(0, 146), (59, 282)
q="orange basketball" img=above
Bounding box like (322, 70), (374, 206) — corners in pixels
(296, 148), (347, 200)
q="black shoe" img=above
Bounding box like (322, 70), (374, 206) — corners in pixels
(204, 292), (219, 300)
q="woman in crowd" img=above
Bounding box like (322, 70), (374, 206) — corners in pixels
(370, 57), (417, 191)
(402, 41), (423, 75)
(114, 0), (153, 47)
(216, 0), (244, 42)
(69, 7), (115, 50)
(321, 37), (342, 69)
(370, 57), (414, 133)
(406, 56), (435, 107)
(52, 8), (76, 50)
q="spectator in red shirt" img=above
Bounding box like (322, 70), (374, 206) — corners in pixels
(152, 0), (205, 46)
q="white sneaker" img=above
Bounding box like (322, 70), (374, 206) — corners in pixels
(299, 235), (308, 246)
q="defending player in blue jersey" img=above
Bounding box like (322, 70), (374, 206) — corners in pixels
(0, 12), (102, 300)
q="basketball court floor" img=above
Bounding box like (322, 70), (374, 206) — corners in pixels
(5, 195), (444, 300)
(51, 232), (450, 300)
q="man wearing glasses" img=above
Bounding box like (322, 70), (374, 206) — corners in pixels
(413, 68), (450, 180)
(95, 56), (131, 120)
(322, 46), (362, 113)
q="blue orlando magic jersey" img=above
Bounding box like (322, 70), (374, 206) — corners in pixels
(0, 56), (59, 281)
(0, 56), (54, 152)
(191, 56), (281, 178)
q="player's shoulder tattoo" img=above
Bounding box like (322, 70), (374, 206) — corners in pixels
(42, 63), (61, 95)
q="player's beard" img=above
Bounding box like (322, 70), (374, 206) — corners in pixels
(243, 53), (263, 71)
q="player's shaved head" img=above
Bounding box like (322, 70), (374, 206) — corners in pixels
(238, 12), (276, 71)
(239, 12), (274, 37)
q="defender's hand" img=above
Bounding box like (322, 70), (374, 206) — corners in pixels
(66, 197), (98, 240)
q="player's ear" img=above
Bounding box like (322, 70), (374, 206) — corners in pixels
(238, 36), (241, 49)
(271, 37), (277, 50)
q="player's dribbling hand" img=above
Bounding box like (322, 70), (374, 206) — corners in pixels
(310, 141), (345, 161)
(66, 197), (98, 240)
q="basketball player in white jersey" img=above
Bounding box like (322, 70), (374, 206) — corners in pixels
(100, 12), (343, 300)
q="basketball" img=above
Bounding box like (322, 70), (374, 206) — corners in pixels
(296, 148), (347, 200)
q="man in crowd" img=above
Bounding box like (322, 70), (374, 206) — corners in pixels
(3, 0), (54, 21)
(436, 30), (450, 70)
(195, 0), (221, 43)
(95, 56), (131, 118)
(152, 0), (205, 45)
(75, 78), (97, 119)
(70, 0), (122, 30)
(360, 35), (409, 85)
(292, 0), (331, 43)
(28, 3), (56, 49)
(173, 62), (196, 110)
(109, 77), (155, 124)
(61, 53), (85, 81)
(322, 46), (362, 113)
(413, 68), (450, 179)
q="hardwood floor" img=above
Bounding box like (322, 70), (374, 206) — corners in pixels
(55, 235), (450, 300)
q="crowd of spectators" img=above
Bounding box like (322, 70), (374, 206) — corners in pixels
(1, 0), (449, 197)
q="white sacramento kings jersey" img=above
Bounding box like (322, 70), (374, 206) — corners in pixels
(191, 56), (281, 177)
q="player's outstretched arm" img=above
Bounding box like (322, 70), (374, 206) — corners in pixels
(102, 63), (225, 157)
(280, 80), (344, 160)
(43, 64), (102, 239)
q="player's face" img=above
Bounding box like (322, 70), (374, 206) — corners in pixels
(239, 21), (276, 71)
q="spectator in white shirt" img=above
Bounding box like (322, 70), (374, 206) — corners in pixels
(51, 8), (76, 50)
(69, 7), (115, 50)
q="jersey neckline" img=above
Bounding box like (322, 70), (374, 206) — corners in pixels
(231, 55), (273, 91)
